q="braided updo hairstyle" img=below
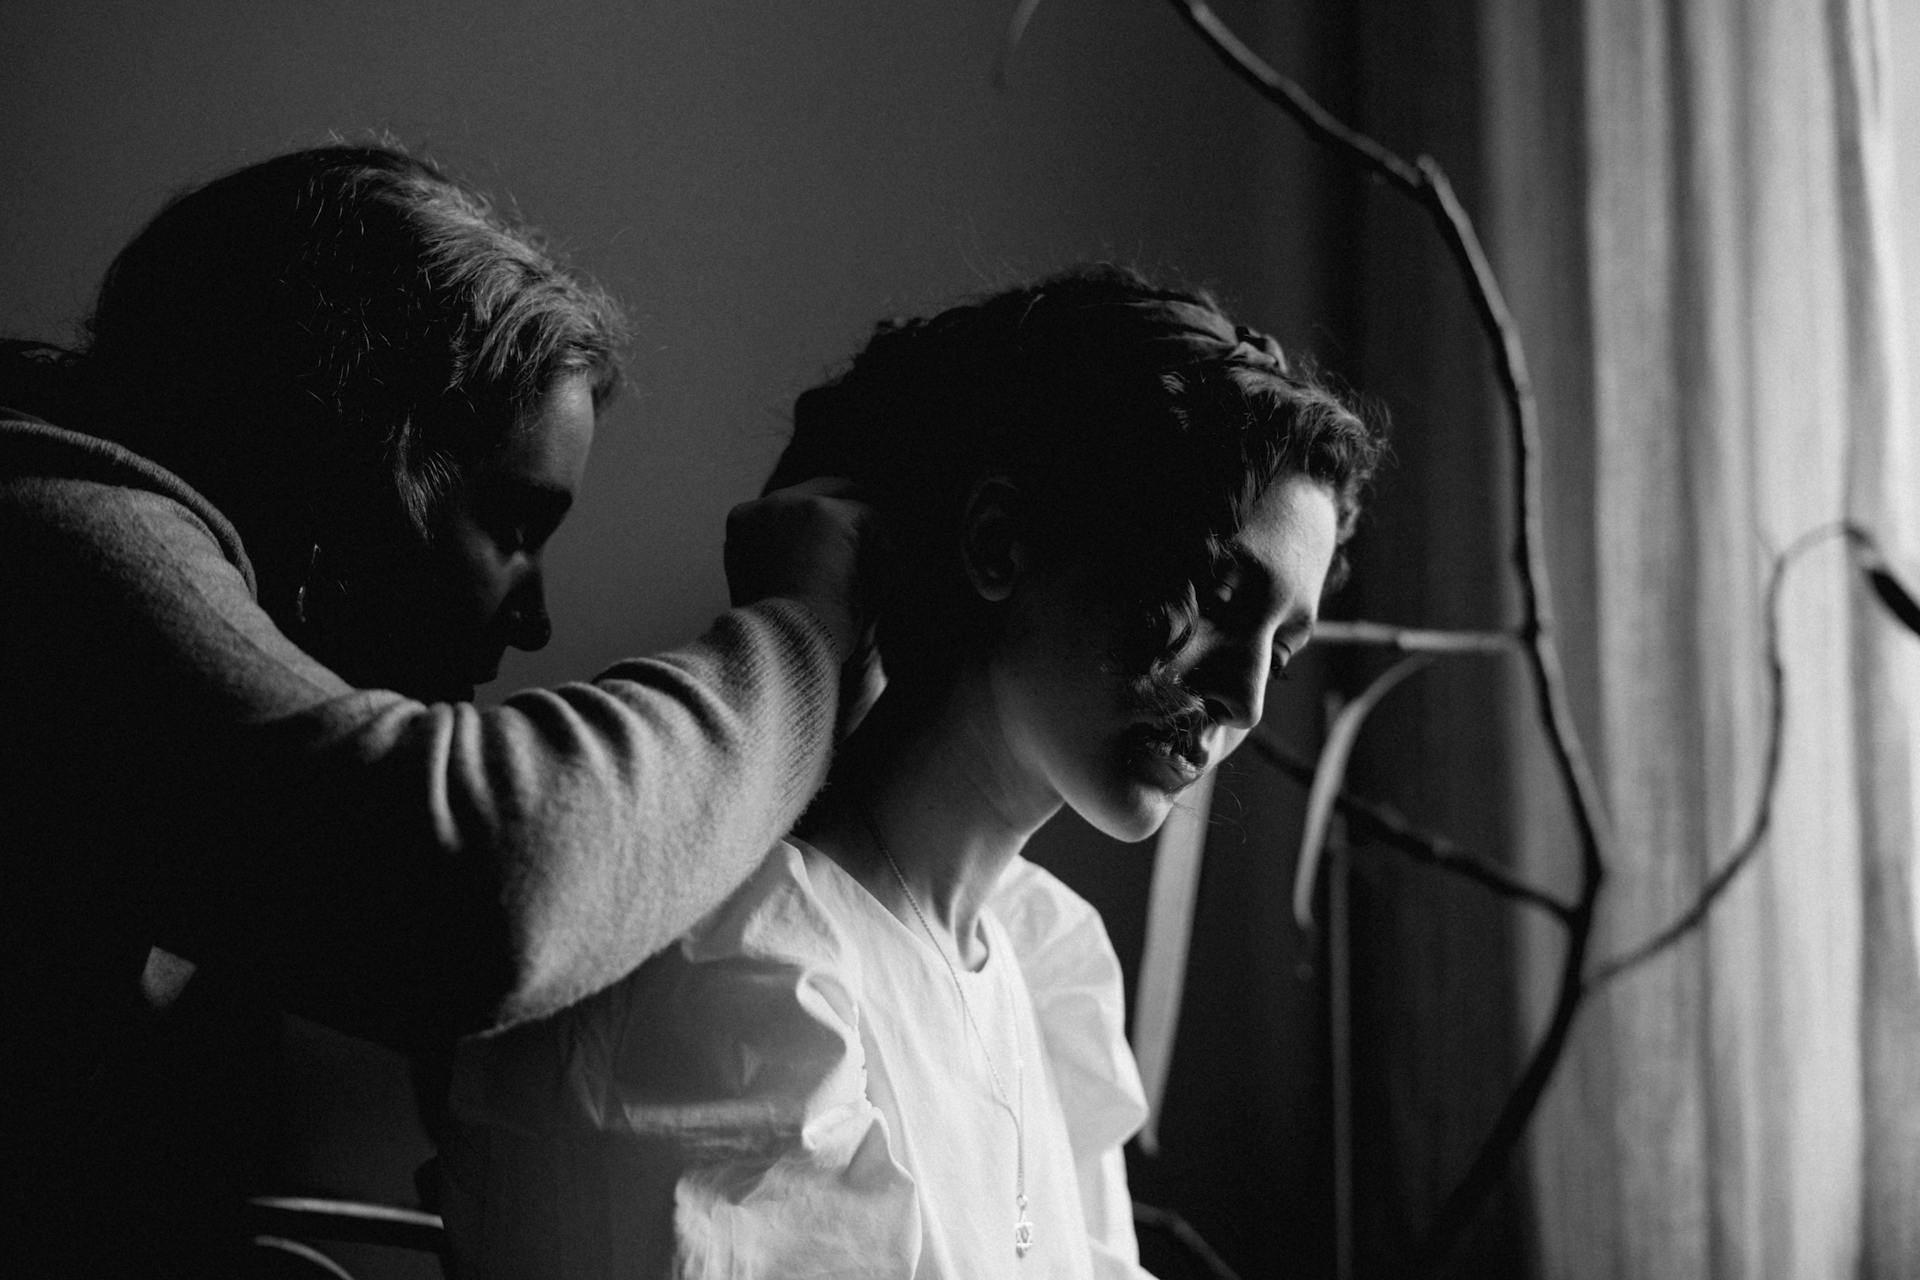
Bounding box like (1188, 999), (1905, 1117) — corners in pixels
(767, 264), (1386, 687)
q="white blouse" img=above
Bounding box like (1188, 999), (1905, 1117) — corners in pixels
(442, 839), (1154, 1280)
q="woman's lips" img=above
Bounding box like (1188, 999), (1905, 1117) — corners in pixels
(1125, 722), (1210, 789)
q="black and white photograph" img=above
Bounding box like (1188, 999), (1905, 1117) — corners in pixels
(5, 3), (1920, 1277)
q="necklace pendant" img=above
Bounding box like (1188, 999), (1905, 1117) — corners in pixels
(1014, 1196), (1034, 1258)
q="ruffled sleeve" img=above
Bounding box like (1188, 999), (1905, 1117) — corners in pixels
(443, 842), (919, 1279)
(993, 858), (1155, 1280)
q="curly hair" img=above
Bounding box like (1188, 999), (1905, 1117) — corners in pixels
(767, 263), (1386, 683)
(12, 141), (626, 602)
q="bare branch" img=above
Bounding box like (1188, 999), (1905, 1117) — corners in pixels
(1314, 620), (1522, 654)
(1152, 0), (1612, 856)
(1584, 522), (1855, 988)
(1153, 4), (1614, 1270)
(1134, 5), (1911, 1271)
(1162, 0), (1421, 194)
(1247, 735), (1576, 921)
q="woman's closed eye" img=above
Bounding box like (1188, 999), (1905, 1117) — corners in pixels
(1270, 635), (1304, 682)
(1270, 616), (1319, 682)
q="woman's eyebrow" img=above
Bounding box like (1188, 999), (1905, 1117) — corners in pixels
(1222, 544), (1281, 594)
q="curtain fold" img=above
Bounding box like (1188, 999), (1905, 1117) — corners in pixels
(1829, 1), (1920, 1270)
(1501, 0), (1920, 1273)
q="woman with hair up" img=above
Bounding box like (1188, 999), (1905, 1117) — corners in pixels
(0, 143), (872, 1275)
(444, 264), (1387, 1279)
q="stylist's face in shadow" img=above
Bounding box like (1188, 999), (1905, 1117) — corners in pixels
(430, 374), (597, 697)
(339, 373), (597, 704)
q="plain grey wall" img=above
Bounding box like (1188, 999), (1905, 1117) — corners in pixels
(0, 3), (1354, 1274)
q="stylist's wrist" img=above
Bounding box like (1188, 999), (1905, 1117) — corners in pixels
(783, 591), (860, 666)
(724, 477), (874, 666)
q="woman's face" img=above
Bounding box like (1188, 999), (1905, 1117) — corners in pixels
(359, 373), (597, 702)
(989, 472), (1339, 841)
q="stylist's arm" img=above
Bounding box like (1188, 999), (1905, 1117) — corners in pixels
(0, 145), (873, 1058)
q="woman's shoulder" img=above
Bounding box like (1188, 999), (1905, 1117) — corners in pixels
(676, 838), (866, 975)
(989, 857), (1148, 1154)
(595, 839), (875, 1055)
(989, 855), (1114, 975)
(454, 840), (876, 1132)
(442, 841), (920, 1275)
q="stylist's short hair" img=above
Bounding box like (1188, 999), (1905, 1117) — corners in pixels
(81, 141), (626, 545)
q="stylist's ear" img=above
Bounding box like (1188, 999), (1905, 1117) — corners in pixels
(959, 475), (1026, 603)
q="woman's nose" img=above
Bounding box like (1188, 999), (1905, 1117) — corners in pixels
(1196, 637), (1269, 731)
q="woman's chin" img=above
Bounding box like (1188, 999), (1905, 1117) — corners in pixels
(1072, 747), (1210, 842)
(1077, 784), (1181, 844)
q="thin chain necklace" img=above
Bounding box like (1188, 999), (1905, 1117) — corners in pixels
(856, 806), (1035, 1260)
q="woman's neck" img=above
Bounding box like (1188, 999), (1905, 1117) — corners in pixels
(805, 674), (1061, 970)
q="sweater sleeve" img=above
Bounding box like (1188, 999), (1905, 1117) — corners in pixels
(0, 464), (840, 1047)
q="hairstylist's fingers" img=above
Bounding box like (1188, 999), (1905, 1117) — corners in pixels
(836, 620), (887, 741)
(724, 482), (877, 662)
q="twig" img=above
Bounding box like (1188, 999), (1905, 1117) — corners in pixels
(1313, 620), (1521, 654)
(1007, 0), (1851, 1269)
(1163, 2), (1421, 195)
(1153, 3), (1613, 1269)
(1247, 735), (1575, 921)
(1584, 522), (1854, 988)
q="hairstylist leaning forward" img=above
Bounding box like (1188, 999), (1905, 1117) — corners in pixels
(0, 142), (874, 1276)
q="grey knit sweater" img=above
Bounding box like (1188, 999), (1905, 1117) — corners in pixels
(0, 410), (839, 1267)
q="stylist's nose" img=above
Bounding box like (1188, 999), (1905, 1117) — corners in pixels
(506, 575), (553, 652)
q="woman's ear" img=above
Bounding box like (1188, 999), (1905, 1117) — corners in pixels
(959, 475), (1026, 603)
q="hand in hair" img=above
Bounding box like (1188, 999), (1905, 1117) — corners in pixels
(725, 477), (879, 679)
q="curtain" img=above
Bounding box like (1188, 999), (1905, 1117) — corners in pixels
(1493, 0), (1920, 1274)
